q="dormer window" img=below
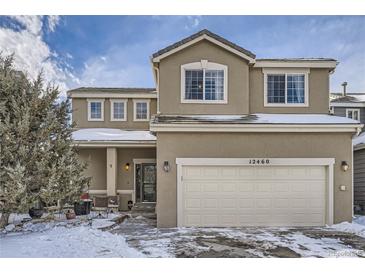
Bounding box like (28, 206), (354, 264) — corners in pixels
(263, 68), (309, 107)
(87, 99), (104, 121)
(181, 60), (228, 104)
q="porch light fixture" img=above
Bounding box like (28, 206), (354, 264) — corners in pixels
(124, 163), (130, 171)
(341, 161), (349, 172)
(163, 161), (170, 172)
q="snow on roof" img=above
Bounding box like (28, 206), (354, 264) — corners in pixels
(72, 128), (156, 142)
(353, 132), (365, 147)
(331, 94), (365, 103)
(152, 114), (361, 125)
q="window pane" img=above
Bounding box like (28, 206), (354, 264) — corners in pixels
(136, 102), (147, 120)
(287, 74), (305, 103)
(90, 102), (101, 119)
(205, 70), (224, 100)
(113, 102), (124, 119)
(267, 75), (285, 103)
(185, 70), (203, 100)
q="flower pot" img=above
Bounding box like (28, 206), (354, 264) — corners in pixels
(66, 211), (76, 220)
(29, 208), (44, 219)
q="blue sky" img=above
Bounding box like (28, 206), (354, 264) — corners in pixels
(0, 16), (364, 97)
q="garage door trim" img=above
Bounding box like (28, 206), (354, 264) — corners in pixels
(176, 158), (334, 227)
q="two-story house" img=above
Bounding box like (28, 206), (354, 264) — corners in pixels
(68, 29), (361, 228)
(330, 88), (365, 214)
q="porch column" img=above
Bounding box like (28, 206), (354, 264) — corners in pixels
(106, 147), (117, 196)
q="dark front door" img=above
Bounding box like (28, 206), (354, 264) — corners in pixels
(136, 163), (156, 203)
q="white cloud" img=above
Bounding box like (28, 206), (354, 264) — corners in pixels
(0, 16), (74, 96)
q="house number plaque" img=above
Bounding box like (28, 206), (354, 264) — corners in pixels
(248, 159), (270, 165)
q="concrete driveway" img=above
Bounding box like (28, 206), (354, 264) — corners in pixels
(112, 216), (365, 258)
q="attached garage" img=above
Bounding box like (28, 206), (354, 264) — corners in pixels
(176, 158), (334, 227)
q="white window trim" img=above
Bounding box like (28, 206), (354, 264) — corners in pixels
(110, 99), (128, 121)
(87, 99), (104, 121)
(346, 108), (360, 121)
(133, 99), (150, 122)
(176, 158), (334, 227)
(263, 68), (310, 107)
(181, 60), (228, 104)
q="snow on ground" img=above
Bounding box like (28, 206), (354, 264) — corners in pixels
(0, 213), (143, 258)
(0, 224), (144, 258)
(328, 216), (365, 238)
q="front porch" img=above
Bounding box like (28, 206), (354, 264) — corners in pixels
(72, 128), (157, 211)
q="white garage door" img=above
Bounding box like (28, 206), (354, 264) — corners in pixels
(179, 164), (327, 227)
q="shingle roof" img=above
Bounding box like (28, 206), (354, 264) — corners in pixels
(331, 94), (365, 103)
(68, 87), (156, 94)
(152, 29), (256, 60)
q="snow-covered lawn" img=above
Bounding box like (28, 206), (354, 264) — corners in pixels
(0, 214), (144, 258)
(1, 214), (365, 258)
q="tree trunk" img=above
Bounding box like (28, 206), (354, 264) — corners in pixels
(0, 212), (10, 229)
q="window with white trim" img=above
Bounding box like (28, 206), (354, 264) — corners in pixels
(264, 69), (309, 107)
(181, 60), (227, 103)
(346, 109), (360, 121)
(87, 99), (104, 121)
(133, 99), (150, 121)
(110, 99), (127, 121)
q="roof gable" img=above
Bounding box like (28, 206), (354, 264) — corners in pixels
(151, 29), (256, 63)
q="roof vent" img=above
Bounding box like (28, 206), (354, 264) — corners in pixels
(341, 82), (348, 96)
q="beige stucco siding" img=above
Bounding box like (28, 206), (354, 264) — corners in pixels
(158, 40), (250, 115)
(72, 98), (157, 129)
(156, 132), (353, 227)
(78, 148), (107, 190)
(117, 148), (156, 191)
(249, 68), (330, 114)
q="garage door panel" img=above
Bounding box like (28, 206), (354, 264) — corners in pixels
(180, 164), (327, 227)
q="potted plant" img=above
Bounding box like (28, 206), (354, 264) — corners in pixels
(28, 199), (44, 219)
(65, 210), (76, 220)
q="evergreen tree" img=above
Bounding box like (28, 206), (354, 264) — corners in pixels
(0, 55), (89, 228)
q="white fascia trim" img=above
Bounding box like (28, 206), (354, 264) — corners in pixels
(255, 60), (337, 68)
(176, 157), (334, 226)
(150, 123), (361, 133)
(87, 99), (104, 121)
(70, 92), (157, 99)
(133, 99), (151, 122)
(263, 68), (310, 107)
(181, 61), (228, 104)
(354, 145), (365, 152)
(117, 190), (134, 195)
(152, 34), (255, 64)
(73, 141), (156, 148)
(331, 102), (365, 107)
(110, 99), (128, 121)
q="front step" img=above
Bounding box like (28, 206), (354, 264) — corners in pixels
(131, 203), (156, 219)
(131, 203), (156, 213)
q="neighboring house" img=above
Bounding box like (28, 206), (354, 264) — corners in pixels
(331, 92), (365, 214)
(67, 29), (361, 228)
(330, 92), (365, 129)
(353, 134), (365, 214)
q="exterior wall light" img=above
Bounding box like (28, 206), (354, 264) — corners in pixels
(341, 161), (349, 172)
(124, 163), (130, 171)
(163, 161), (170, 172)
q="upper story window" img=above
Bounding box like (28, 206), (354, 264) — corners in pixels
(87, 99), (104, 121)
(181, 60), (228, 104)
(133, 99), (150, 121)
(346, 109), (360, 121)
(263, 68), (309, 107)
(110, 99), (127, 121)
